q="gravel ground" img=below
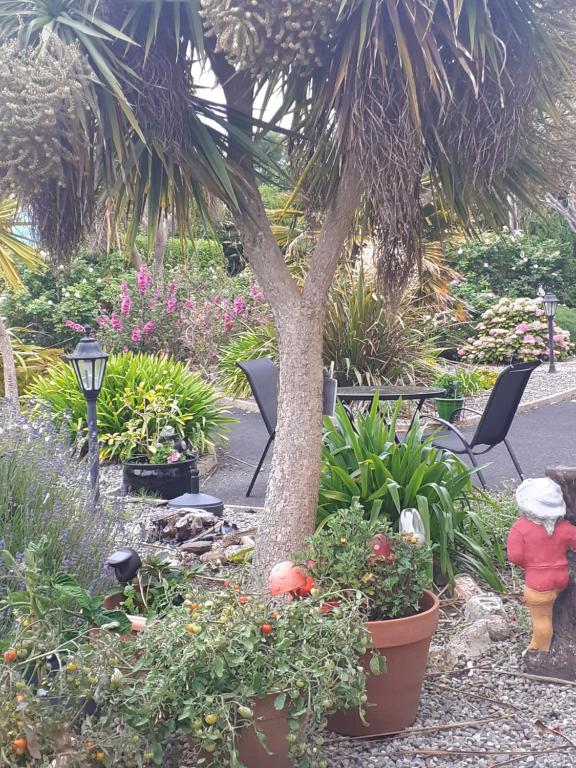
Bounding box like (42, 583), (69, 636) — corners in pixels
(458, 359), (576, 417)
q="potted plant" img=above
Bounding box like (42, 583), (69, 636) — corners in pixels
(433, 374), (465, 423)
(1, 546), (377, 768)
(104, 386), (200, 498)
(297, 503), (439, 736)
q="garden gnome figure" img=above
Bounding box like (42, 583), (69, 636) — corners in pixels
(507, 477), (576, 652)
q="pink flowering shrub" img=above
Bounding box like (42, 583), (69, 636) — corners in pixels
(459, 297), (572, 364)
(96, 265), (271, 368)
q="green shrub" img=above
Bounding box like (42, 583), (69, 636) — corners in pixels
(318, 399), (505, 589)
(0, 408), (127, 592)
(449, 227), (576, 306)
(27, 353), (234, 460)
(1, 249), (125, 349)
(217, 323), (278, 397)
(556, 305), (576, 341)
(324, 267), (439, 385)
(433, 367), (498, 397)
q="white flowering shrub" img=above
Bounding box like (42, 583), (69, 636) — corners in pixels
(459, 297), (572, 364)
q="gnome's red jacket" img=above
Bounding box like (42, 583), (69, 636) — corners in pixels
(507, 516), (576, 591)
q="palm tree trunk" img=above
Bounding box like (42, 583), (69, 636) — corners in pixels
(0, 315), (20, 411)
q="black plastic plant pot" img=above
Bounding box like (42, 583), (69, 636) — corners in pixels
(122, 456), (195, 500)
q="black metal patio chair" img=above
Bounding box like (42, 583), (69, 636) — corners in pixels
(236, 358), (278, 497)
(430, 361), (540, 489)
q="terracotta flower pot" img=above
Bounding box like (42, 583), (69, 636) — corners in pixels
(235, 694), (297, 768)
(328, 589), (439, 736)
(200, 695), (298, 768)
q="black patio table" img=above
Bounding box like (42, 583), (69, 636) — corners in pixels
(337, 384), (446, 437)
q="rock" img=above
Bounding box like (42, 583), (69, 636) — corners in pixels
(485, 615), (512, 641)
(448, 620), (492, 659)
(427, 643), (459, 674)
(200, 549), (226, 564)
(464, 595), (506, 622)
(178, 540), (212, 554)
(453, 574), (484, 601)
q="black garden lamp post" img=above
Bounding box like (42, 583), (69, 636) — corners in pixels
(65, 327), (109, 502)
(542, 292), (559, 374)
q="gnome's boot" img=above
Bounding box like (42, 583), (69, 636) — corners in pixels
(523, 587), (560, 652)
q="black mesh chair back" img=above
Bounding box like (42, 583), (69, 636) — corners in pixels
(470, 361), (540, 448)
(236, 358), (278, 437)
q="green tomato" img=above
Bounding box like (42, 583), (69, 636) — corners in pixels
(237, 706), (253, 719)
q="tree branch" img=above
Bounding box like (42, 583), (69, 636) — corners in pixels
(302, 157), (363, 305)
(205, 41), (299, 309)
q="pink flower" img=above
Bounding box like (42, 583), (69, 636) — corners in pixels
(142, 321), (156, 334)
(110, 313), (123, 331)
(167, 282), (177, 296)
(97, 316), (109, 326)
(136, 265), (153, 296)
(523, 335), (536, 344)
(65, 320), (85, 333)
(516, 323), (530, 333)
(166, 297), (177, 314)
(131, 327), (142, 342)
(233, 296), (247, 315)
(553, 333), (565, 343)
(121, 294), (132, 316)
(167, 451), (181, 464)
(213, 294), (222, 305)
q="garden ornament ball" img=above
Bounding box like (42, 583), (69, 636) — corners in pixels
(507, 478), (576, 652)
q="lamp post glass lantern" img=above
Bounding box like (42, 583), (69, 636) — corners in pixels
(65, 327), (109, 500)
(541, 292), (559, 374)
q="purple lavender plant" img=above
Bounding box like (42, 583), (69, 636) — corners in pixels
(0, 403), (133, 591)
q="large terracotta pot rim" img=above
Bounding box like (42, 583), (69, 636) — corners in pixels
(367, 589), (440, 649)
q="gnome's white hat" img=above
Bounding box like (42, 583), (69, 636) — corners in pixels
(516, 477), (566, 534)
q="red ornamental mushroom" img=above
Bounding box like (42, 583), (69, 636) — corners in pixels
(268, 561), (307, 596)
(369, 534), (393, 558)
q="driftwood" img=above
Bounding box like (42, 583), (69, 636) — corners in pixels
(524, 467), (576, 680)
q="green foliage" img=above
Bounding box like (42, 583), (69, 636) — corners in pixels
(1, 540), (132, 641)
(0, 329), (62, 397)
(28, 353), (233, 460)
(318, 399), (505, 589)
(219, 268), (441, 397)
(217, 323), (278, 398)
(324, 268), (439, 386)
(0, 408), (127, 593)
(1, 576), (374, 768)
(449, 228), (576, 308)
(2, 249), (125, 348)
(109, 552), (203, 618)
(433, 368), (498, 398)
(556, 305), (576, 342)
(299, 503), (431, 620)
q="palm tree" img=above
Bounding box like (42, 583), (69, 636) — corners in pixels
(0, 0), (572, 585)
(0, 198), (44, 408)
